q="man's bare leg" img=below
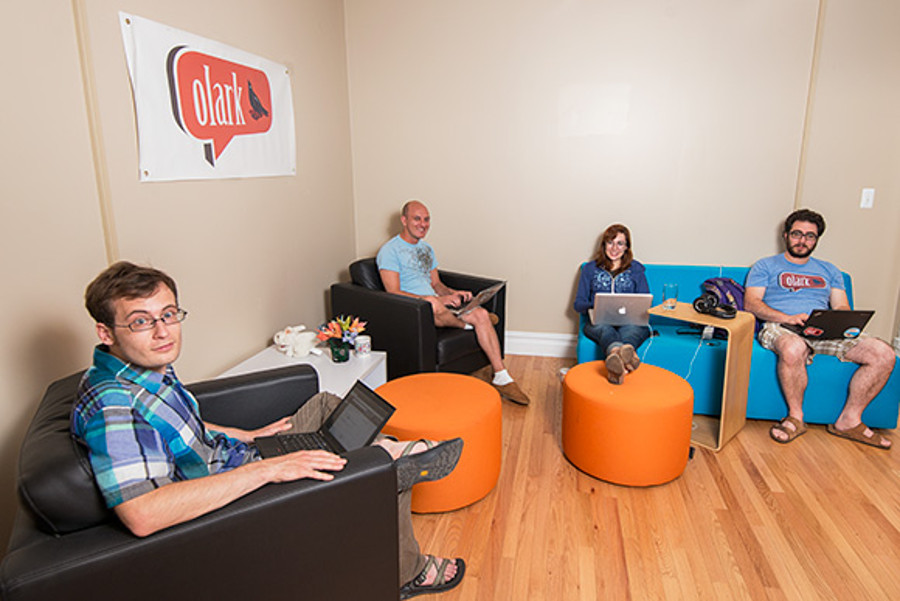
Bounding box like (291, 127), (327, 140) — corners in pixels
(831, 338), (894, 448)
(770, 333), (811, 442)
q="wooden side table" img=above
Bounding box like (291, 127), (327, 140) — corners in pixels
(648, 302), (755, 451)
(220, 346), (387, 398)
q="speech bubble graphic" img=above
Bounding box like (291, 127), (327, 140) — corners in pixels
(779, 273), (826, 293)
(167, 47), (272, 165)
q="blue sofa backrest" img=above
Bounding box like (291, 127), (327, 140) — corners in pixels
(642, 263), (854, 311)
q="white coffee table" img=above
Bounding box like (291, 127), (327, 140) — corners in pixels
(219, 346), (387, 398)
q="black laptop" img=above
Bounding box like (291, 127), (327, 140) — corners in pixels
(254, 380), (395, 458)
(785, 309), (874, 340)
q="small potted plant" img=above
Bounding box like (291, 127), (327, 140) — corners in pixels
(316, 315), (366, 363)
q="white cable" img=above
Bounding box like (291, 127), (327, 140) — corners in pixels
(684, 337), (705, 381)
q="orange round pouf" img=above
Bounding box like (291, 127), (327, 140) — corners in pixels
(377, 373), (502, 513)
(562, 361), (693, 486)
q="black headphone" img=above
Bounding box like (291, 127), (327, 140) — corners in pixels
(692, 292), (737, 319)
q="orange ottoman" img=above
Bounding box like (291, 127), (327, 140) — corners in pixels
(562, 361), (693, 486)
(377, 373), (502, 513)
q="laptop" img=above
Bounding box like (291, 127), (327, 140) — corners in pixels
(448, 281), (505, 316)
(254, 380), (395, 458)
(591, 293), (653, 326)
(784, 309), (874, 340)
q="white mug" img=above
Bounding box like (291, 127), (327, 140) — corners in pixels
(355, 335), (372, 356)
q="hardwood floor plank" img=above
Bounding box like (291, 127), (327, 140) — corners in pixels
(408, 355), (900, 600)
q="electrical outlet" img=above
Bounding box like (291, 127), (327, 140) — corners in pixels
(860, 188), (875, 209)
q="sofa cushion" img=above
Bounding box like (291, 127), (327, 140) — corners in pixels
(18, 372), (111, 535)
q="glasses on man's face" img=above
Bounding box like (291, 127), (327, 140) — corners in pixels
(114, 308), (188, 332)
(788, 230), (818, 242)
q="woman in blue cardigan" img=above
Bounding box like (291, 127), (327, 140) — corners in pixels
(573, 223), (650, 384)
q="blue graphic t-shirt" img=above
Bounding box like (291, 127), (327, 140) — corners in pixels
(376, 235), (439, 296)
(745, 254), (845, 315)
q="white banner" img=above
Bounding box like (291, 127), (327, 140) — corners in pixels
(120, 13), (296, 181)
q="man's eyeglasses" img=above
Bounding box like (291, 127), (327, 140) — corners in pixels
(114, 309), (188, 332)
(788, 230), (818, 242)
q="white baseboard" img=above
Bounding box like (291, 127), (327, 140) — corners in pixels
(505, 330), (577, 358)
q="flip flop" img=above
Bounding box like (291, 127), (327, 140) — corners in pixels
(395, 438), (463, 491)
(826, 423), (891, 450)
(769, 416), (807, 444)
(400, 556), (466, 600)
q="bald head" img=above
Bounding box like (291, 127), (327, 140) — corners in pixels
(399, 200), (431, 243)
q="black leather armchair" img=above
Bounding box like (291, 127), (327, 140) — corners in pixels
(331, 258), (506, 380)
(0, 365), (399, 601)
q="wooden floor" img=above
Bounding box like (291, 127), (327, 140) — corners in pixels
(411, 355), (900, 601)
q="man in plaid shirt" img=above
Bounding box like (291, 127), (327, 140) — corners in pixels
(72, 261), (465, 599)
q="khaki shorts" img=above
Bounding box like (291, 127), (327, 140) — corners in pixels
(757, 321), (864, 365)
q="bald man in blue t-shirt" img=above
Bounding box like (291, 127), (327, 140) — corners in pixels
(377, 200), (530, 406)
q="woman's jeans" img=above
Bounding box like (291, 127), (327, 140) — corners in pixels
(583, 323), (651, 359)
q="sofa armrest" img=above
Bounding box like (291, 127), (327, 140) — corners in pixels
(190, 364), (320, 430)
(331, 282), (437, 378)
(1, 446), (398, 601)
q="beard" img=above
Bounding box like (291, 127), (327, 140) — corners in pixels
(786, 239), (817, 259)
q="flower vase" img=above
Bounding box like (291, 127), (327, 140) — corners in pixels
(329, 340), (351, 363)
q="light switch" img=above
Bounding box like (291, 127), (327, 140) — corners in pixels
(860, 188), (875, 209)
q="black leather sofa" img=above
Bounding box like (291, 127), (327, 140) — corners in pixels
(0, 364), (399, 601)
(331, 258), (507, 380)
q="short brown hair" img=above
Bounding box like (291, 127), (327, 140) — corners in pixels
(85, 261), (178, 327)
(591, 224), (634, 276)
(784, 208), (826, 237)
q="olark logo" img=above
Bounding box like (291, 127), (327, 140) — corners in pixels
(166, 46), (272, 166)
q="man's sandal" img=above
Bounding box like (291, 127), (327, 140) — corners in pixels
(826, 423), (891, 450)
(395, 438), (463, 491)
(769, 416), (807, 444)
(400, 555), (466, 600)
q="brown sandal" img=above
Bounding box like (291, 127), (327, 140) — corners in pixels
(769, 416), (807, 444)
(826, 423), (891, 450)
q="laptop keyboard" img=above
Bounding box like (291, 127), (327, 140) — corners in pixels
(277, 432), (329, 452)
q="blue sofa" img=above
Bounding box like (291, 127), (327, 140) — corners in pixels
(576, 263), (899, 429)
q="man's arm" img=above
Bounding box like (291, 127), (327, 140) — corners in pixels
(430, 270), (471, 305)
(206, 417), (292, 443)
(379, 269), (421, 299)
(830, 288), (851, 311)
(743, 286), (808, 326)
(114, 450), (346, 537)
(379, 268), (469, 306)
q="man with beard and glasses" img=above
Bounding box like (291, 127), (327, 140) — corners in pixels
(744, 209), (894, 449)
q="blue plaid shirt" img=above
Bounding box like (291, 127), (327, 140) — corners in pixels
(72, 346), (258, 508)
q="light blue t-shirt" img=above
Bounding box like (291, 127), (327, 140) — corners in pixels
(745, 254), (845, 315)
(376, 235), (439, 296)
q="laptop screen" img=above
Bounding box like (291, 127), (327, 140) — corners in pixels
(324, 381), (395, 451)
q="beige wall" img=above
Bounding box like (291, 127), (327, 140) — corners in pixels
(796, 0), (900, 340)
(1, 0), (898, 557)
(345, 0), (900, 342)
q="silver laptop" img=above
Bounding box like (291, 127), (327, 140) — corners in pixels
(448, 281), (505, 316)
(591, 293), (652, 326)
